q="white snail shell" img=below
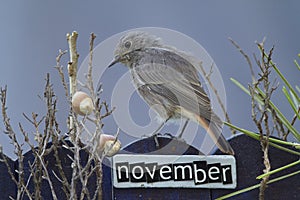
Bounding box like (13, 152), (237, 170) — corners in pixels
(99, 134), (121, 157)
(72, 91), (94, 115)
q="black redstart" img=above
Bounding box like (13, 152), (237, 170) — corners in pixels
(108, 31), (234, 155)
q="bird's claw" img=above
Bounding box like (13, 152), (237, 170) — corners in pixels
(164, 132), (187, 143)
(141, 133), (161, 147)
(163, 132), (175, 138)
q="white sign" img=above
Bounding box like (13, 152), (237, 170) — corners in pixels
(112, 154), (236, 189)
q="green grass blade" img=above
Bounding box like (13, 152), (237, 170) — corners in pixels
(230, 78), (263, 105)
(224, 122), (300, 156)
(230, 78), (300, 141)
(294, 59), (300, 71)
(257, 88), (300, 141)
(224, 122), (298, 147)
(262, 52), (299, 102)
(215, 170), (300, 200)
(289, 89), (300, 109)
(230, 78), (250, 95)
(296, 86), (300, 94)
(282, 87), (300, 120)
(256, 159), (300, 180)
(268, 142), (300, 156)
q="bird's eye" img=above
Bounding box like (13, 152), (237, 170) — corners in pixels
(124, 41), (132, 49)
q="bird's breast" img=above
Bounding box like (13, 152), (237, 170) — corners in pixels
(130, 66), (147, 87)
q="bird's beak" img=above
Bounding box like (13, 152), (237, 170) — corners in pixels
(107, 55), (121, 68)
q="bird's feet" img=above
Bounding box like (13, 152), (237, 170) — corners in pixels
(164, 132), (187, 144)
(142, 132), (162, 147)
(142, 133), (187, 148)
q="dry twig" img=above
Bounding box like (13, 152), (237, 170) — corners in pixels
(198, 62), (236, 135)
(0, 31), (117, 200)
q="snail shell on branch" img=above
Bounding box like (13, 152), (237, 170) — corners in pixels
(99, 134), (121, 157)
(72, 91), (94, 115)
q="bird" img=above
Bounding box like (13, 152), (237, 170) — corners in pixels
(107, 31), (234, 155)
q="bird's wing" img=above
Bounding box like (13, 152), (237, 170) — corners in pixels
(132, 47), (221, 124)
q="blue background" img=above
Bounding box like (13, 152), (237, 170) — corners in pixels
(0, 0), (299, 159)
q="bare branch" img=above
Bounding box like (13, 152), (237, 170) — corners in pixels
(198, 62), (236, 134)
(229, 37), (255, 82)
(55, 49), (69, 97)
(66, 31), (79, 96)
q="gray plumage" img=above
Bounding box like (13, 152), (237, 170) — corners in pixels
(108, 31), (234, 155)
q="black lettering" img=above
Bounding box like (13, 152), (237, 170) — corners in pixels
(145, 163), (160, 183)
(116, 162), (130, 182)
(221, 165), (233, 184)
(208, 163), (222, 183)
(173, 163), (193, 181)
(130, 162), (146, 182)
(159, 164), (173, 181)
(114, 156), (235, 188)
(193, 161), (208, 185)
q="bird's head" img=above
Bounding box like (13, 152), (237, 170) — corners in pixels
(108, 31), (162, 67)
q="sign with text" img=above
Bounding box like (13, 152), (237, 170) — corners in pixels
(112, 154), (236, 189)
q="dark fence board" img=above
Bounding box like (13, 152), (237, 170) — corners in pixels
(0, 153), (16, 199)
(212, 134), (300, 200)
(0, 134), (299, 200)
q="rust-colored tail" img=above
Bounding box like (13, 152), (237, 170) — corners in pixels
(194, 114), (234, 155)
